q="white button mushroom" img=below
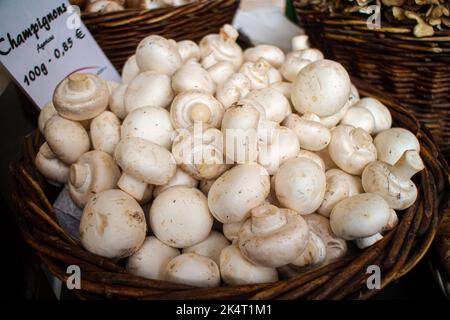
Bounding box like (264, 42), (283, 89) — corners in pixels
(165, 253), (220, 288)
(246, 88), (291, 123)
(222, 219), (246, 242)
(328, 125), (377, 175)
(86, 0), (124, 12)
(172, 124), (228, 180)
(274, 157), (326, 215)
(182, 230), (230, 265)
(172, 61), (215, 94)
(35, 142), (69, 186)
(114, 137), (176, 201)
(283, 113), (331, 151)
(109, 83), (128, 119)
(340, 106), (376, 134)
(208, 164), (270, 223)
(297, 150), (326, 171)
(68, 150), (121, 208)
(53, 73), (110, 121)
(126, 236), (180, 280)
(207, 61), (235, 87)
(243, 45), (285, 68)
(44, 116), (90, 164)
(215, 73), (251, 108)
(291, 60), (351, 117)
(150, 186), (213, 248)
(238, 204), (310, 267)
(291, 35), (310, 51)
(330, 193), (397, 249)
(270, 81), (292, 102)
(90, 111), (121, 155)
(220, 245), (278, 285)
(121, 106), (174, 150)
(352, 98), (392, 135)
(239, 58), (271, 90)
(135, 35), (182, 76)
(267, 67), (282, 84)
(362, 150), (424, 210)
(317, 169), (363, 217)
(176, 40), (200, 63)
(38, 102), (57, 134)
(291, 231), (326, 268)
(121, 54), (140, 84)
(153, 167), (199, 198)
(170, 91), (224, 129)
(319, 83), (360, 128)
(80, 189), (147, 258)
(124, 71), (174, 113)
(200, 24), (243, 71)
(313, 148), (337, 171)
(374, 127), (420, 165)
(281, 49), (324, 82)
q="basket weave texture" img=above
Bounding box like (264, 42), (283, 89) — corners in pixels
(9, 79), (450, 300)
(293, 1), (450, 160)
(82, 0), (240, 70)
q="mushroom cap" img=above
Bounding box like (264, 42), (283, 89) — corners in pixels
(109, 83), (128, 119)
(176, 40), (200, 63)
(222, 219), (246, 242)
(268, 67), (282, 84)
(35, 142), (69, 186)
(314, 148), (337, 171)
(291, 59), (351, 117)
(280, 52), (311, 82)
(207, 60), (235, 86)
(135, 35), (182, 76)
(238, 204), (310, 267)
(153, 167), (199, 198)
(208, 164), (271, 223)
(297, 150), (326, 171)
(170, 90), (224, 129)
(354, 97), (392, 134)
(270, 81), (292, 101)
(86, 0), (124, 12)
(124, 71), (174, 113)
(38, 102), (57, 134)
(150, 186), (213, 248)
(53, 73), (109, 121)
(172, 62), (215, 94)
(291, 231), (326, 268)
(126, 236), (180, 280)
(220, 245), (278, 285)
(317, 169), (363, 217)
(330, 193), (391, 241)
(319, 88), (358, 128)
(172, 124), (228, 180)
(44, 116), (90, 164)
(121, 106), (174, 150)
(216, 73), (251, 108)
(80, 189), (146, 259)
(374, 127), (420, 165)
(68, 150), (121, 208)
(165, 253), (220, 288)
(283, 113), (331, 151)
(114, 137), (176, 185)
(183, 230), (230, 265)
(246, 88), (291, 123)
(340, 106), (375, 134)
(304, 214), (348, 264)
(239, 58), (271, 90)
(328, 125), (377, 175)
(274, 157), (326, 214)
(243, 45), (286, 68)
(90, 111), (121, 155)
(122, 54), (140, 84)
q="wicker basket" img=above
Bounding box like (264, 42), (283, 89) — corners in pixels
(9, 78), (450, 300)
(82, 0), (240, 70)
(293, 2), (450, 160)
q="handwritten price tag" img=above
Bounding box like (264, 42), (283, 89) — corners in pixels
(0, 0), (121, 109)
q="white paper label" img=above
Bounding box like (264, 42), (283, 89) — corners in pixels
(0, 0), (121, 109)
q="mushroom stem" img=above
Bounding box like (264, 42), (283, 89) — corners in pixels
(190, 103), (212, 123)
(350, 127), (372, 149)
(68, 73), (90, 92)
(391, 150), (425, 181)
(117, 173), (148, 201)
(251, 204), (287, 235)
(292, 35), (309, 51)
(69, 164), (90, 189)
(355, 233), (383, 249)
(220, 24), (239, 42)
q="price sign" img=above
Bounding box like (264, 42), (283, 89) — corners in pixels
(0, 0), (121, 109)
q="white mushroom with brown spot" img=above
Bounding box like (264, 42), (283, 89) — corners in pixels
(208, 164), (270, 223)
(330, 193), (398, 249)
(90, 111), (121, 155)
(165, 253), (220, 288)
(35, 142), (69, 186)
(238, 204), (310, 267)
(274, 157), (326, 215)
(183, 230), (230, 265)
(150, 186), (213, 248)
(220, 245), (278, 285)
(328, 125), (377, 175)
(121, 106), (174, 150)
(126, 236), (180, 280)
(114, 137), (176, 202)
(362, 150), (424, 210)
(170, 91), (224, 129)
(172, 61), (215, 94)
(283, 113), (331, 151)
(53, 73), (109, 121)
(374, 127), (420, 165)
(80, 189), (147, 258)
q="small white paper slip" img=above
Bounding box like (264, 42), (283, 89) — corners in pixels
(0, 0), (121, 109)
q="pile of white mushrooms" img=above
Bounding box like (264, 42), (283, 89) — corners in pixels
(35, 24), (425, 288)
(71, 0), (196, 13)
